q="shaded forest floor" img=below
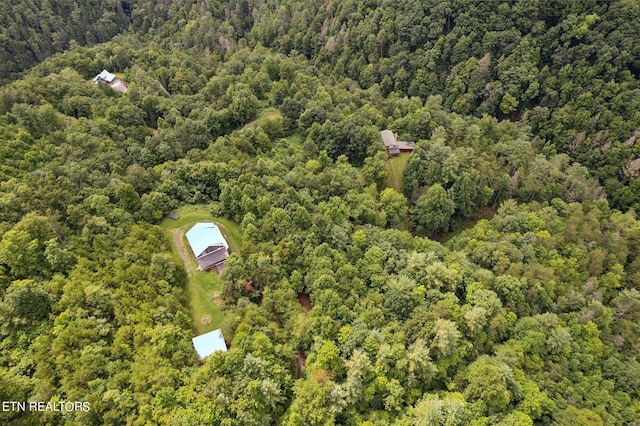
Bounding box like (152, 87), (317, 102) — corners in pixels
(160, 205), (242, 335)
(297, 292), (311, 314)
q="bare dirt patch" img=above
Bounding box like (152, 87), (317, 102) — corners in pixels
(297, 292), (312, 314)
(295, 351), (307, 379)
(209, 290), (223, 305)
(109, 79), (128, 93)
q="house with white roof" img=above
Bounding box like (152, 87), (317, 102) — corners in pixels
(92, 70), (128, 93)
(93, 69), (116, 84)
(192, 328), (227, 360)
(185, 222), (230, 272)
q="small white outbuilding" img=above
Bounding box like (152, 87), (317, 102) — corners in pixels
(192, 328), (227, 360)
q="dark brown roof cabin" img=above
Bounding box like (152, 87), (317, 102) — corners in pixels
(381, 130), (414, 156)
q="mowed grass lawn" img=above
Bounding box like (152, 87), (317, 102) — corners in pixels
(385, 153), (410, 192)
(160, 205), (242, 335)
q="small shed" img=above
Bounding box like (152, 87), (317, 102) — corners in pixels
(93, 69), (116, 84)
(192, 329), (227, 360)
(185, 222), (230, 271)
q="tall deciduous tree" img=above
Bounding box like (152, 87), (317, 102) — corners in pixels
(1, 280), (52, 330)
(411, 184), (455, 236)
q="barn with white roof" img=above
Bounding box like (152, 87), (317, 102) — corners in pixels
(185, 222), (230, 272)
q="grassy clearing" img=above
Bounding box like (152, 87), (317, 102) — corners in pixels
(245, 107), (283, 129)
(257, 106), (282, 120)
(160, 205), (242, 335)
(385, 153), (410, 192)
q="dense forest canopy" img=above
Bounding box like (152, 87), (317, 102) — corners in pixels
(1, 0), (640, 424)
(4, 0), (640, 210)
